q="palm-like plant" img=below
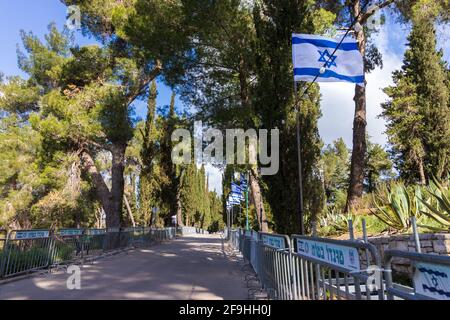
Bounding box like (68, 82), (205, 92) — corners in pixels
(418, 176), (450, 231)
(370, 183), (424, 233)
(321, 206), (361, 235)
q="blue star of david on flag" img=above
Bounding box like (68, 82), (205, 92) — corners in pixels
(318, 49), (337, 68)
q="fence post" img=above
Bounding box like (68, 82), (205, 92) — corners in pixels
(411, 217), (421, 253)
(47, 230), (56, 268)
(0, 230), (9, 278)
(348, 219), (354, 241)
(362, 219), (370, 266)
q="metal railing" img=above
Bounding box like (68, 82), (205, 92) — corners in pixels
(0, 230), (54, 278)
(384, 250), (450, 300)
(292, 235), (383, 300)
(177, 226), (209, 236)
(229, 228), (450, 301)
(258, 234), (293, 300)
(0, 227), (176, 279)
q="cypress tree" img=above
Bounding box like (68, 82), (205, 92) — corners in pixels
(381, 0), (449, 183)
(138, 81), (158, 225)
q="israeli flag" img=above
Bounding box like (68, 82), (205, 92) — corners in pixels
(292, 34), (364, 86)
(231, 183), (243, 195)
(228, 196), (241, 205)
(240, 174), (248, 191)
(231, 192), (244, 201)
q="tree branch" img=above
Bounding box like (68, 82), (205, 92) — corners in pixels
(360, 0), (396, 24)
(126, 59), (163, 106)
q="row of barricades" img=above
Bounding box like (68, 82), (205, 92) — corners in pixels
(178, 226), (210, 236)
(0, 227), (177, 279)
(227, 229), (450, 300)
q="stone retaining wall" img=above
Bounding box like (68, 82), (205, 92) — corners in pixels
(365, 233), (450, 276)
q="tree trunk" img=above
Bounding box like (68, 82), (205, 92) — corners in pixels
(176, 186), (184, 227)
(418, 156), (426, 185)
(123, 194), (136, 227)
(110, 143), (126, 228)
(250, 168), (268, 232)
(80, 150), (115, 223)
(346, 0), (367, 213)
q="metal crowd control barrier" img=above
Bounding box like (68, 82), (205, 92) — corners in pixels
(384, 250), (450, 300)
(0, 230), (53, 278)
(0, 227), (177, 280)
(228, 230), (384, 300)
(83, 228), (107, 257)
(0, 229), (6, 258)
(177, 226), (209, 236)
(51, 229), (85, 266)
(228, 229), (241, 250)
(291, 235), (383, 300)
(257, 232), (292, 300)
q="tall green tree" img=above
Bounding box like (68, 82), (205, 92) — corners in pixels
(381, 0), (450, 184)
(58, 0), (195, 227)
(317, 0), (396, 212)
(138, 81), (159, 225)
(251, 1), (331, 234)
(0, 25), (100, 229)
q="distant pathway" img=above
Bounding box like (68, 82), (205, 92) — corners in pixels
(0, 234), (248, 300)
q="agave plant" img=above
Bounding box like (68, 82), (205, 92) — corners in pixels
(370, 182), (424, 233)
(321, 210), (361, 234)
(418, 176), (450, 231)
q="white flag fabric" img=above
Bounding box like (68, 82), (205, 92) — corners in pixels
(292, 33), (365, 86)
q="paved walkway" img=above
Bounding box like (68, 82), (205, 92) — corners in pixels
(0, 234), (248, 300)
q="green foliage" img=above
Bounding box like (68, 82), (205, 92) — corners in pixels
(251, 1), (329, 235)
(320, 212), (361, 236)
(381, 1), (450, 183)
(0, 77), (40, 116)
(322, 138), (350, 205)
(365, 137), (395, 192)
(418, 176), (450, 230)
(370, 182), (426, 232)
(1, 1), (448, 235)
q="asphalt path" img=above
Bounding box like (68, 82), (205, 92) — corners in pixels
(0, 234), (248, 300)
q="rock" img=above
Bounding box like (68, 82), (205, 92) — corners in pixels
(420, 240), (432, 247)
(432, 240), (448, 254)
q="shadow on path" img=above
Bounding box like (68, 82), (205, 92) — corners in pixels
(0, 234), (248, 300)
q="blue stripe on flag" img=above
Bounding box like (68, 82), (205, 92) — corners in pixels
(294, 68), (364, 84)
(292, 37), (358, 51)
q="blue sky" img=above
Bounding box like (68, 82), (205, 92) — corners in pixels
(1, 2), (449, 194)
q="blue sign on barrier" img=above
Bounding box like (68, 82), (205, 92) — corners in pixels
(414, 262), (450, 300)
(15, 230), (50, 239)
(261, 234), (286, 249)
(87, 229), (106, 235)
(59, 229), (83, 236)
(296, 238), (360, 271)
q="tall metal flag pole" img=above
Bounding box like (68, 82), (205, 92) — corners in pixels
(292, 3), (369, 235)
(294, 82), (305, 235)
(245, 171), (249, 231)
